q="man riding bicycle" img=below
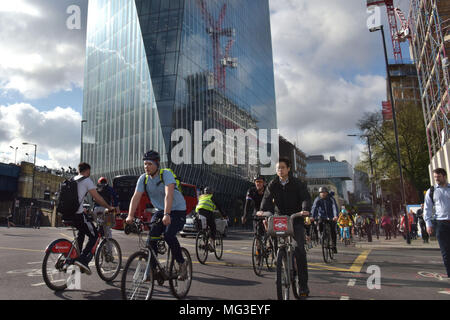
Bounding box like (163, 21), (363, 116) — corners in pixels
(310, 187), (339, 253)
(258, 157), (312, 296)
(242, 175), (268, 235)
(125, 150), (188, 280)
(195, 186), (226, 251)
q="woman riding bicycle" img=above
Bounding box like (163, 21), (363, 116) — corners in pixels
(125, 150), (188, 280)
(337, 208), (351, 242)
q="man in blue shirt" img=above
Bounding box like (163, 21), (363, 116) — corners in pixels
(126, 150), (188, 280)
(424, 168), (450, 277)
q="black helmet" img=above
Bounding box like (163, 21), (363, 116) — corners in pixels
(143, 150), (160, 162)
(253, 175), (265, 182)
(203, 187), (213, 194)
(318, 186), (329, 193)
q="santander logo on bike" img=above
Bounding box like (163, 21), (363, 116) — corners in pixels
(273, 218), (288, 232)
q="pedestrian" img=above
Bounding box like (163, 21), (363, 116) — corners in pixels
(7, 207), (16, 228)
(34, 207), (42, 229)
(381, 214), (392, 240)
(392, 215), (398, 238)
(417, 204), (429, 243)
(410, 209), (418, 240)
(423, 168), (450, 278)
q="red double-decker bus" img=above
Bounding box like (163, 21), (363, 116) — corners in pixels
(112, 175), (198, 230)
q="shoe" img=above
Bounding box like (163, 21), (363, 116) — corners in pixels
(333, 247), (338, 254)
(299, 285), (310, 297)
(74, 259), (92, 275)
(208, 243), (216, 252)
(178, 261), (189, 281)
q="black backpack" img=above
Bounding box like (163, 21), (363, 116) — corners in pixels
(97, 184), (112, 205)
(428, 186), (435, 205)
(56, 176), (87, 220)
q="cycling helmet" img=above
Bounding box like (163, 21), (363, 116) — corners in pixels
(143, 150), (160, 162)
(203, 187), (213, 194)
(98, 177), (107, 184)
(318, 186), (329, 193)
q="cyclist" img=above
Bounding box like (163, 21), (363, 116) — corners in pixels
(242, 175), (268, 233)
(337, 208), (351, 242)
(195, 186), (226, 251)
(310, 187), (339, 253)
(125, 150), (188, 280)
(93, 177), (119, 254)
(258, 157), (312, 296)
(71, 162), (116, 275)
(355, 213), (364, 238)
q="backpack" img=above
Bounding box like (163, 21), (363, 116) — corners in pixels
(144, 168), (183, 195)
(428, 186), (435, 205)
(56, 176), (87, 220)
(97, 184), (112, 205)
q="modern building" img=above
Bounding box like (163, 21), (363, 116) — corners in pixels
(82, 0), (278, 210)
(279, 135), (307, 180)
(305, 178), (341, 207)
(305, 155), (353, 204)
(409, 0), (450, 181)
(352, 169), (371, 204)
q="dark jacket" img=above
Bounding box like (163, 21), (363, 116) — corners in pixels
(243, 186), (266, 219)
(260, 177), (311, 224)
(311, 195), (338, 220)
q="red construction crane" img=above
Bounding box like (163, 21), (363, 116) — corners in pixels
(367, 0), (410, 63)
(196, 0), (237, 90)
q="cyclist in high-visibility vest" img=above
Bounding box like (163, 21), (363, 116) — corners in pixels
(195, 187), (225, 250)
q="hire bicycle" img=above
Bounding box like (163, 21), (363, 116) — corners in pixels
(251, 212), (276, 276)
(266, 212), (306, 300)
(194, 213), (223, 264)
(42, 209), (122, 291)
(121, 217), (193, 300)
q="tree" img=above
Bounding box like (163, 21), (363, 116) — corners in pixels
(357, 102), (429, 203)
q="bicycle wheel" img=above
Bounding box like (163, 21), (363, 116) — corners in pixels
(252, 236), (264, 276)
(121, 251), (154, 300)
(321, 232), (330, 263)
(265, 236), (275, 271)
(276, 248), (290, 300)
(169, 247), (193, 299)
(95, 238), (122, 282)
(195, 231), (209, 264)
(42, 240), (74, 291)
(214, 233), (223, 260)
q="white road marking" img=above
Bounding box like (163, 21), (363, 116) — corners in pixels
(347, 279), (356, 287)
(340, 296), (350, 300)
(438, 290), (450, 295)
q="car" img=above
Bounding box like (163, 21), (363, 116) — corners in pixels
(180, 211), (228, 238)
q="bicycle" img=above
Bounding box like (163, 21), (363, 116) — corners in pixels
(42, 209), (122, 291)
(194, 213), (223, 264)
(266, 212), (305, 300)
(341, 226), (351, 246)
(320, 218), (335, 263)
(121, 217), (193, 300)
(251, 212), (276, 276)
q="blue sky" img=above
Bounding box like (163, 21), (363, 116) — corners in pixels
(0, 0), (413, 170)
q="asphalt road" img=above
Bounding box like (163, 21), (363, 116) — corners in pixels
(0, 226), (449, 300)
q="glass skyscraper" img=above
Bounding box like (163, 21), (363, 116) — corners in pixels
(82, 0), (277, 208)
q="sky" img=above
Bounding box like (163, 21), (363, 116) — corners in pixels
(0, 0), (412, 171)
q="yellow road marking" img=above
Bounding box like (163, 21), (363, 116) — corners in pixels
(309, 249), (371, 272)
(0, 247), (44, 253)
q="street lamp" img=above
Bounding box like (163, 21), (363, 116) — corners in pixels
(370, 24), (409, 244)
(22, 142), (37, 201)
(9, 146), (18, 164)
(81, 120), (87, 163)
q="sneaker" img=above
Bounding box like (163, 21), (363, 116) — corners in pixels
(74, 259), (92, 275)
(178, 261), (189, 281)
(333, 247), (338, 254)
(299, 285), (310, 297)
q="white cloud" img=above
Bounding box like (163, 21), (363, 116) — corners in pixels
(269, 0), (390, 163)
(0, 0), (88, 99)
(0, 103), (81, 168)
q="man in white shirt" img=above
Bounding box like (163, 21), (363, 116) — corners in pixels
(72, 162), (115, 275)
(424, 168), (450, 277)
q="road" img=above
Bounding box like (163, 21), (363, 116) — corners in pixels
(0, 226), (449, 300)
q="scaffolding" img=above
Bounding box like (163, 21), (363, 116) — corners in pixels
(409, 0), (450, 161)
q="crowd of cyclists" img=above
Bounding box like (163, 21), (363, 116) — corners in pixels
(49, 150), (390, 299)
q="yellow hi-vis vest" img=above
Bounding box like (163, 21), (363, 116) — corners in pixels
(195, 194), (216, 213)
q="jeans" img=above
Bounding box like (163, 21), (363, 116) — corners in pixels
(74, 214), (99, 265)
(292, 222), (308, 289)
(435, 221), (450, 277)
(148, 210), (186, 267)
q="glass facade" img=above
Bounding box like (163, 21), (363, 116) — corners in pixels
(82, 0), (278, 207)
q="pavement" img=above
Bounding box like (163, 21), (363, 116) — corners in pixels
(354, 235), (440, 250)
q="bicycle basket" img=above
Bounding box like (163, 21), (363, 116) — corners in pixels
(267, 215), (294, 237)
(99, 211), (116, 228)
